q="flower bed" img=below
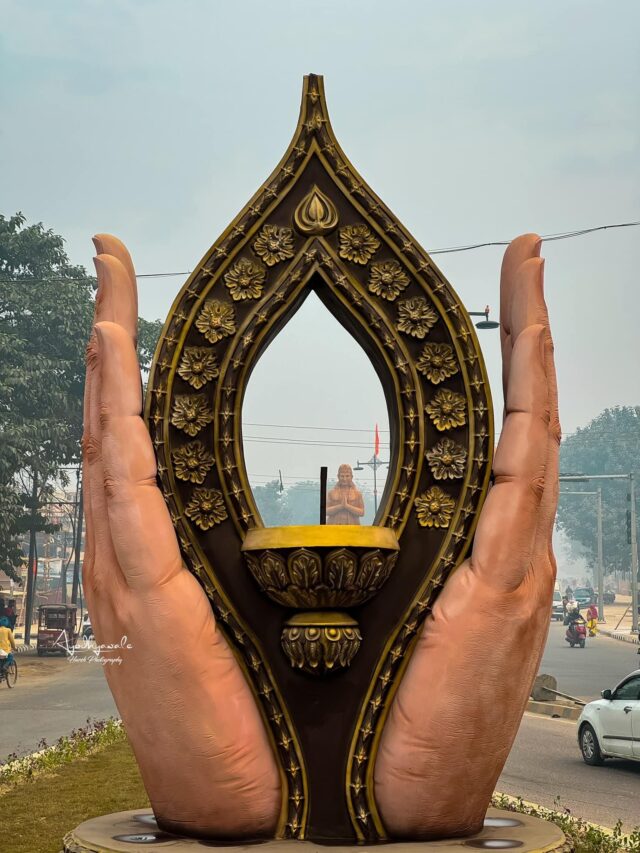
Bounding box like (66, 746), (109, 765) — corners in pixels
(0, 718), (124, 789)
(492, 793), (640, 853)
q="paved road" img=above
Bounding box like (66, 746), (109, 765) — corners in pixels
(538, 621), (639, 700)
(499, 712), (640, 831)
(1, 622), (638, 830)
(0, 651), (117, 759)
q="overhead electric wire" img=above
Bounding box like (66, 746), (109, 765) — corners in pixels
(1, 220), (638, 285)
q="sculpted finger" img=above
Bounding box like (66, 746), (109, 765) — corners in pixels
(92, 233), (139, 323)
(472, 325), (549, 590)
(508, 257), (560, 556)
(499, 234), (541, 405)
(95, 321), (183, 587)
(85, 331), (126, 595)
(93, 254), (138, 343)
(500, 234), (542, 337)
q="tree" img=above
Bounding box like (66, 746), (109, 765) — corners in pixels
(557, 406), (640, 578)
(138, 317), (164, 375)
(253, 480), (291, 526)
(0, 212), (162, 586)
(0, 212), (94, 583)
(251, 478), (377, 525)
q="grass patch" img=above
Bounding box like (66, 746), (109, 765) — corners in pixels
(2, 728), (638, 853)
(0, 733), (148, 853)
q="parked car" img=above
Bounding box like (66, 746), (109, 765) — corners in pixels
(573, 587), (595, 608)
(551, 590), (564, 621)
(603, 589), (616, 604)
(577, 669), (640, 765)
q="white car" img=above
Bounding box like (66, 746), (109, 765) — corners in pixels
(577, 669), (640, 765)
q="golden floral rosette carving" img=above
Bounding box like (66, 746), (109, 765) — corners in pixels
(195, 299), (236, 344)
(368, 260), (410, 301)
(171, 394), (214, 437)
(338, 224), (380, 265)
(425, 388), (467, 431)
(172, 440), (215, 484)
(252, 224), (295, 267)
(426, 437), (467, 480)
(416, 342), (459, 385)
(177, 347), (219, 389)
(224, 258), (266, 301)
(414, 486), (456, 528)
(396, 296), (438, 339)
(184, 487), (228, 531)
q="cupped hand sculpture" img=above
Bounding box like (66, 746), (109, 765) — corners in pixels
(83, 233), (558, 841)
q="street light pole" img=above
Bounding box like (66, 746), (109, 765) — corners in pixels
(353, 455), (388, 515)
(597, 488), (604, 623)
(560, 473), (638, 634)
(468, 306), (500, 330)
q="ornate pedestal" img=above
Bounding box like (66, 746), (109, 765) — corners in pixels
(63, 809), (572, 852)
(242, 525), (399, 674)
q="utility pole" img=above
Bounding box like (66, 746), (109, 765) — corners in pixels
(560, 473), (638, 634)
(597, 488), (604, 623)
(630, 474), (638, 634)
(560, 489), (605, 621)
(71, 480), (83, 605)
(24, 470), (38, 645)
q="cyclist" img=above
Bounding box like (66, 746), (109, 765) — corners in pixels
(0, 615), (16, 675)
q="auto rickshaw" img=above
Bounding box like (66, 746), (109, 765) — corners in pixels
(36, 604), (78, 656)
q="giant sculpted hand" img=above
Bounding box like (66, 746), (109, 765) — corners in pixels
(374, 234), (559, 837)
(83, 236), (281, 838)
(84, 233), (557, 841)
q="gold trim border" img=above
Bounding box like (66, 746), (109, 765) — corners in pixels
(243, 525), (399, 552)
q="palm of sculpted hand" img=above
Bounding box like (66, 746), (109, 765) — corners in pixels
(84, 234), (557, 839)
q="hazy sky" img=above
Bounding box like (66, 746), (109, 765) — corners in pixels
(2, 0), (639, 500)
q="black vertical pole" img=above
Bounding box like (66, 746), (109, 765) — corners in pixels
(320, 467), (328, 525)
(24, 470), (38, 645)
(373, 459), (378, 515)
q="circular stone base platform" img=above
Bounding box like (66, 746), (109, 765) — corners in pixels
(62, 808), (571, 852)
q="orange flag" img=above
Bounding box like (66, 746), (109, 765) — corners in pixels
(374, 423), (380, 457)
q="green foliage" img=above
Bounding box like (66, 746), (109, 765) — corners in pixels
(0, 213), (163, 581)
(492, 793), (640, 853)
(0, 212), (95, 579)
(0, 718), (124, 787)
(252, 478), (377, 525)
(138, 316), (163, 373)
(253, 480), (291, 526)
(0, 722), (147, 853)
(557, 407), (640, 576)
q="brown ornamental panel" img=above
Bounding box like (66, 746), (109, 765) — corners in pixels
(144, 75), (493, 844)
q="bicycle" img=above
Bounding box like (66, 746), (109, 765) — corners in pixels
(0, 658), (17, 688)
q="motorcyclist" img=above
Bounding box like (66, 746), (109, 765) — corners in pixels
(563, 601), (579, 626)
(564, 604), (586, 644)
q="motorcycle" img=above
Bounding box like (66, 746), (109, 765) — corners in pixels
(565, 617), (587, 649)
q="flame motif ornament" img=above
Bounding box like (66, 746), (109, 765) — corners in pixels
(294, 185), (339, 234)
(145, 75), (493, 843)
